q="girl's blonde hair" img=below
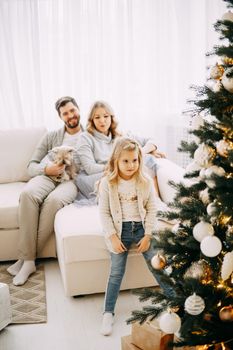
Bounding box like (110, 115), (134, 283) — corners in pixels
(86, 101), (121, 139)
(106, 137), (147, 184)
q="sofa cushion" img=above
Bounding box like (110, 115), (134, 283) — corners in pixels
(55, 204), (109, 264)
(0, 182), (26, 229)
(0, 128), (46, 183)
(156, 158), (184, 204)
(55, 203), (173, 265)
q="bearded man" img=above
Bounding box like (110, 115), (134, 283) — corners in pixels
(7, 96), (83, 285)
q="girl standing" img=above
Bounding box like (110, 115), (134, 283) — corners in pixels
(98, 137), (161, 336)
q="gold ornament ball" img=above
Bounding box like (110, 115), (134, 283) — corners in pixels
(151, 253), (166, 270)
(219, 306), (233, 322)
(210, 64), (224, 80)
(216, 139), (230, 157)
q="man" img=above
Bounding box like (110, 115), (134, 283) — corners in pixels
(7, 96), (83, 285)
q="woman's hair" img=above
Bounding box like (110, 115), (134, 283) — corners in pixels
(106, 137), (147, 184)
(86, 101), (121, 139)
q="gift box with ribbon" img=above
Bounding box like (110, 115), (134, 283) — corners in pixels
(131, 320), (173, 350)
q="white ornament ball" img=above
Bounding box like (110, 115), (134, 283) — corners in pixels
(194, 144), (215, 167)
(159, 312), (181, 334)
(200, 236), (222, 257)
(151, 253), (166, 270)
(205, 165), (225, 188)
(199, 188), (210, 204)
(205, 165), (224, 177)
(206, 202), (217, 216)
(222, 10), (233, 22)
(184, 294), (205, 315)
(221, 251), (233, 281)
(216, 139), (230, 157)
(193, 221), (214, 242)
(190, 115), (204, 130)
(222, 67), (233, 93)
(199, 168), (207, 179)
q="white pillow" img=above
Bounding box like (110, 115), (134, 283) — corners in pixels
(157, 158), (185, 204)
(0, 127), (47, 183)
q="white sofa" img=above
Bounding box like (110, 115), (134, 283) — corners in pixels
(0, 128), (184, 297)
(0, 128), (56, 261)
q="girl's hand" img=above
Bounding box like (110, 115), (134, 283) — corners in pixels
(137, 235), (151, 253)
(110, 234), (127, 253)
(150, 150), (166, 158)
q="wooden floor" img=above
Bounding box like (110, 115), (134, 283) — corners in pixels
(0, 259), (148, 350)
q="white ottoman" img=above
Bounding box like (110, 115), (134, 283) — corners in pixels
(0, 283), (12, 331)
(55, 204), (157, 297)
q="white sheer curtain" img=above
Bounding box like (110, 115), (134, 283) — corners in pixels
(0, 0), (227, 161)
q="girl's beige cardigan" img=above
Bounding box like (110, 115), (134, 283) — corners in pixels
(98, 175), (157, 252)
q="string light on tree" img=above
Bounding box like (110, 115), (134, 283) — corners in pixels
(219, 215), (232, 226)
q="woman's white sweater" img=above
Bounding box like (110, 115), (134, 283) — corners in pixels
(76, 130), (114, 175)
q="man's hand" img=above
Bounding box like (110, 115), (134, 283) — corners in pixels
(150, 150), (166, 158)
(110, 234), (127, 253)
(137, 235), (151, 253)
(44, 163), (65, 176)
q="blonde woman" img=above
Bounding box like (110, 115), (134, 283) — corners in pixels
(75, 101), (164, 199)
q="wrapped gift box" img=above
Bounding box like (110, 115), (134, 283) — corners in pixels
(0, 283), (12, 331)
(131, 320), (173, 350)
(121, 335), (142, 350)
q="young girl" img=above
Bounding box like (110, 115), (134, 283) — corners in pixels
(98, 137), (161, 336)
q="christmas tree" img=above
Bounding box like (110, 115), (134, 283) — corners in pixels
(128, 0), (233, 348)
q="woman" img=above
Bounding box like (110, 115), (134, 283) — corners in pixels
(75, 101), (164, 200)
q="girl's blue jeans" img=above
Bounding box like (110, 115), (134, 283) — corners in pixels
(104, 221), (161, 314)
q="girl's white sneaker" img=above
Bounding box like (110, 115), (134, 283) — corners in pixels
(100, 312), (114, 336)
